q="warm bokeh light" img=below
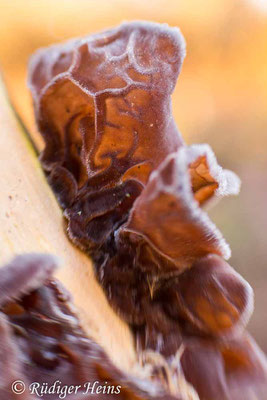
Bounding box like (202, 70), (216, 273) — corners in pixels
(249, 0), (267, 12)
(0, 0), (266, 351)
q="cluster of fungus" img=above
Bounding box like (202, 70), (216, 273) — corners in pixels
(0, 254), (189, 400)
(19, 20), (267, 399)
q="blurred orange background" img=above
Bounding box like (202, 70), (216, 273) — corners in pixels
(0, 0), (266, 350)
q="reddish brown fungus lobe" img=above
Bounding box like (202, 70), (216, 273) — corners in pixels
(0, 254), (183, 400)
(27, 21), (267, 400)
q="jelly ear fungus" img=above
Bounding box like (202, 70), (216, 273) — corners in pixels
(28, 21), (267, 399)
(0, 254), (192, 400)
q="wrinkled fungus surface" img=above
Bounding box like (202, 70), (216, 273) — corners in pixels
(0, 254), (189, 400)
(27, 21), (267, 399)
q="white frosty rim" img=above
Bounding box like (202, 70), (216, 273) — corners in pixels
(126, 144), (240, 261)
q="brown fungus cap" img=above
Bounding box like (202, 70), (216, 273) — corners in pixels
(28, 21), (185, 188)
